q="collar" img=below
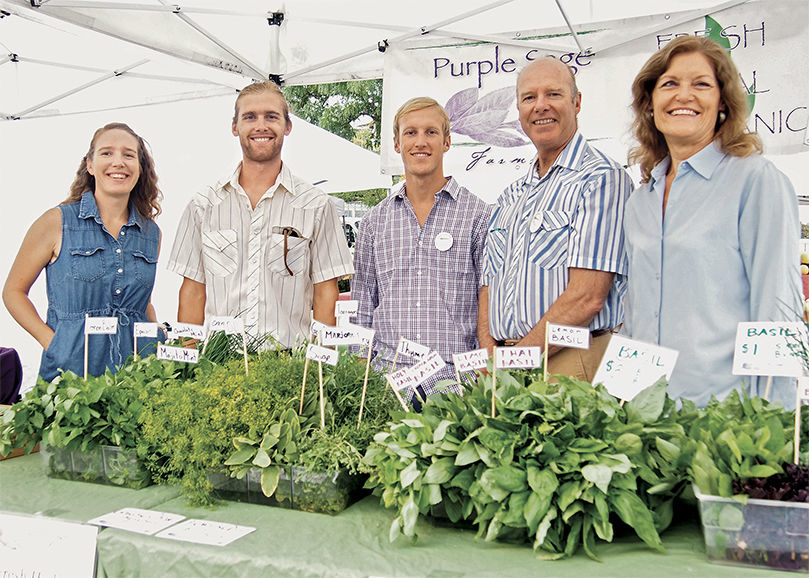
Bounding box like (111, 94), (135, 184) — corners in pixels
(393, 176), (459, 201)
(78, 191), (143, 230)
(227, 161), (297, 199)
(524, 131), (588, 182)
(649, 140), (725, 186)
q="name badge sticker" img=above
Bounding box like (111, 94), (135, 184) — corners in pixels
(434, 232), (453, 252)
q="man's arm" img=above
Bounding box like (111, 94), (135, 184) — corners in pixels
(477, 286), (497, 353)
(516, 267), (614, 355)
(178, 277), (206, 325)
(313, 278), (338, 326)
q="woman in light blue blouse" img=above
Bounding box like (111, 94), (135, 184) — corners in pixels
(623, 36), (801, 407)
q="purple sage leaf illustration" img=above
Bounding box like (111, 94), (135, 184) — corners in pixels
(446, 86), (528, 148)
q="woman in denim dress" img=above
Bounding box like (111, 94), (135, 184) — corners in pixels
(3, 123), (162, 381)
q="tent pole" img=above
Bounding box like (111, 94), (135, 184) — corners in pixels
(266, 11), (283, 84)
(554, 0), (590, 55)
(10, 59), (148, 119)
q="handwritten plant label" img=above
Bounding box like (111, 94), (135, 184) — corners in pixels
(547, 323), (590, 350)
(133, 322), (158, 338)
(85, 316), (118, 334)
(732, 322), (809, 377)
(387, 368), (419, 392)
(453, 348), (489, 372)
(800, 377), (809, 401)
(0, 513), (97, 578)
(495, 346), (543, 369)
(170, 322), (206, 341)
(345, 323), (375, 348)
(208, 316), (244, 335)
(306, 343), (339, 366)
(335, 300), (359, 318)
(310, 320), (327, 338)
(157, 344), (199, 364)
(593, 335), (678, 400)
(408, 351), (447, 383)
(396, 337), (430, 360)
(155, 519), (255, 547)
(87, 508), (185, 536)
(320, 325), (368, 346)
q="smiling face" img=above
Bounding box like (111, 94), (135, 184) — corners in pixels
(85, 128), (141, 197)
(517, 59), (581, 161)
(232, 91), (291, 164)
(394, 105), (450, 180)
(651, 51), (723, 156)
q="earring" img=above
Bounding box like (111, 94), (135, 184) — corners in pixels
(649, 111), (654, 118)
(718, 111), (727, 124)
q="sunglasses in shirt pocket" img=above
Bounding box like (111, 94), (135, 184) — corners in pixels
(268, 226), (309, 277)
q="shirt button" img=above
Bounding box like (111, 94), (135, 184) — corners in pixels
(416, 334), (421, 340)
(115, 289), (122, 295)
(418, 241), (423, 247)
(120, 231), (126, 236)
(416, 270), (422, 276)
(416, 302), (421, 307)
(117, 268), (123, 274)
(85, 251), (91, 255)
(116, 248), (122, 254)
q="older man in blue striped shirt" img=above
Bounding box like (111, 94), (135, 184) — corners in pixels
(479, 57), (633, 381)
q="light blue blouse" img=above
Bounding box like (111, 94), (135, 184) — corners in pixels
(623, 141), (802, 407)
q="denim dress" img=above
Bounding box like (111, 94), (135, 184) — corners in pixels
(39, 191), (160, 381)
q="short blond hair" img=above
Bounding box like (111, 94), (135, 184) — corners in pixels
(233, 81), (290, 124)
(393, 97), (450, 141)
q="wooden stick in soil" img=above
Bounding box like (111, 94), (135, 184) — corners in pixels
(389, 337), (402, 373)
(764, 375), (773, 401)
(491, 347), (497, 418)
(241, 328), (249, 375)
(299, 333), (314, 415)
(385, 375), (410, 412)
(795, 382), (802, 465)
(317, 335), (325, 429)
(84, 313), (90, 380)
(543, 323), (549, 383)
(357, 334), (375, 427)
(454, 363), (464, 397)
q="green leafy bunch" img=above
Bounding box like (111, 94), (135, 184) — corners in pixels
(688, 389), (802, 497)
(364, 372), (691, 560)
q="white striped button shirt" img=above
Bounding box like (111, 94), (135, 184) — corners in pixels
(351, 177), (491, 396)
(483, 132), (632, 341)
(168, 163), (354, 347)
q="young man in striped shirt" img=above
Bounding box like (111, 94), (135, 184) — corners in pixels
(167, 81), (354, 347)
(352, 97), (491, 403)
(479, 58), (633, 381)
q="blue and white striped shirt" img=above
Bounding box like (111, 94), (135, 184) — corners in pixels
(483, 132), (632, 341)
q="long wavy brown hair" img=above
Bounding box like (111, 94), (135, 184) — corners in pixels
(64, 123), (162, 219)
(629, 36), (762, 182)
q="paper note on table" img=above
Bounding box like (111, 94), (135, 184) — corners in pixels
(85, 316), (118, 334)
(546, 323), (590, 350)
(87, 508), (185, 535)
(157, 344), (199, 363)
(593, 335), (678, 400)
(453, 348), (489, 372)
(495, 346), (543, 369)
(134, 322), (159, 338)
(155, 518), (256, 547)
(208, 316), (244, 335)
(0, 513), (97, 578)
(732, 322), (809, 377)
(306, 343), (339, 366)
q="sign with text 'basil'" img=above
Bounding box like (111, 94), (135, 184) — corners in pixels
(732, 321), (809, 377)
(593, 335), (678, 401)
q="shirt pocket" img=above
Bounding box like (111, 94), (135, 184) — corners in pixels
(267, 231), (310, 277)
(132, 249), (158, 289)
(70, 246), (105, 282)
(202, 229), (238, 278)
(485, 229), (508, 275)
(528, 210), (572, 270)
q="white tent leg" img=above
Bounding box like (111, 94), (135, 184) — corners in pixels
(554, 0), (590, 55)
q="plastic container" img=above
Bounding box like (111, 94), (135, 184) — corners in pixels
(694, 486), (809, 573)
(41, 444), (152, 489)
(213, 466), (366, 515)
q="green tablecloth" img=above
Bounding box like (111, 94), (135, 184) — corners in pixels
(1, 454), (786, 577)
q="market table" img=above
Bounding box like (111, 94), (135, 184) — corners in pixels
(1, 454), (786, 577)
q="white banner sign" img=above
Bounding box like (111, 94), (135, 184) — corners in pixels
(85, 316), (118, 334)
(133, 322), (158, 338)
(495, 346), (543, 369)
(157, 344), (199, 363)
(396, 337), (431, 360)
(732, 321), (809, 377)
(593, 335), (679, 400)
(382, 2), (808, 199)
(306, 343), (339, 366)
(547, 323), (591, 350)
(170, 322), (206, 341)
(208, 316), (244, 335)
(453, 348), (490, 372)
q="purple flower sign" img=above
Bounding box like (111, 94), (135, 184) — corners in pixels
(445, 86), (528, 148)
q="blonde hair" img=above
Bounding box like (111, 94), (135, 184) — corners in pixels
(233, 80), (290, 124)
(65, 123), (161, 220)
(393, 97), (450, 141)
(629, 36), (762, 182)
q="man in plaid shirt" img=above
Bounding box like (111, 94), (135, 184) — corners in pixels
(351, 97), (490, 404)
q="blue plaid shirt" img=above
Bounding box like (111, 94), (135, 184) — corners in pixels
(351, 177), (490, 396)
(484, 132), (632, 341)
